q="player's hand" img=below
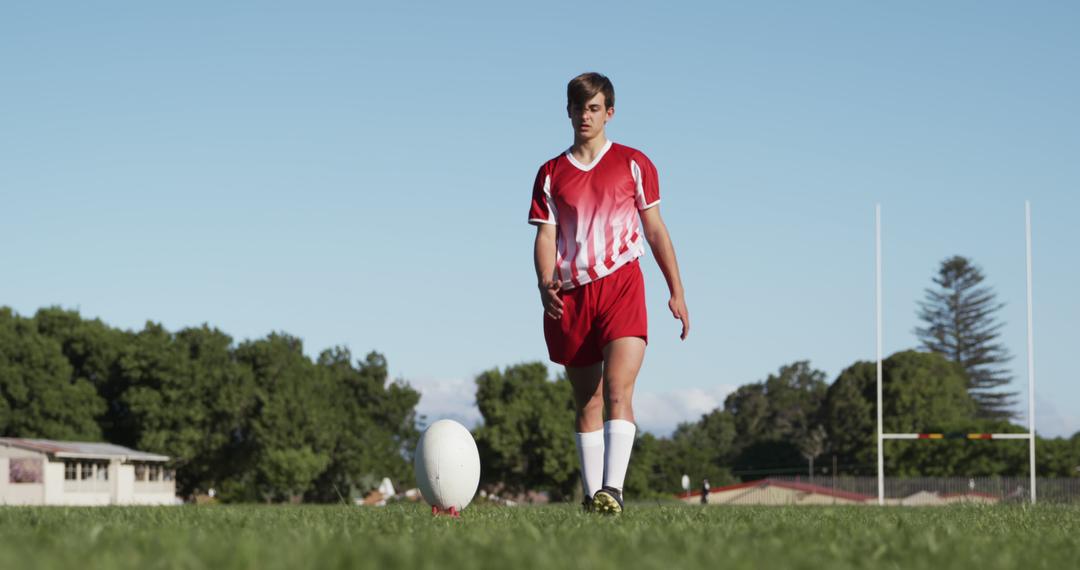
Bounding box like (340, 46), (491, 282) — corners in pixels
(540, 280), (564, 319)
(669, 294), (689, 340)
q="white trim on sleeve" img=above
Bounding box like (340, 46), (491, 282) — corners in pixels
(630, 159), (646, 208)
(529, 174), (558, 225)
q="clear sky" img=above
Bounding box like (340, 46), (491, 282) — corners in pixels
(2, 2), (1077, 437)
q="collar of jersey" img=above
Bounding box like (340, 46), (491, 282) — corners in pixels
(564, 139), (613, 172)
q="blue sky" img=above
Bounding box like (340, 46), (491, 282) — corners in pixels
(2, 2), (1077, 438)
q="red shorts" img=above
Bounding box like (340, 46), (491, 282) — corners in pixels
(544, 259), (648, 367)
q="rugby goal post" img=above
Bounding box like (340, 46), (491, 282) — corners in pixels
(874, 202), (1037, 505)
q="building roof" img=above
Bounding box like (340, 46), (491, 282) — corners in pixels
(0, 438), (169, 462)
(939, 491), (998, 499)
(678, 478), (874, 503)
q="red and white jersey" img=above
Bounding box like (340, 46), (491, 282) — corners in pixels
(528, 140), (661, 289)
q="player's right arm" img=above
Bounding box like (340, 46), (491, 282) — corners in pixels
(533, 224), (563, 319)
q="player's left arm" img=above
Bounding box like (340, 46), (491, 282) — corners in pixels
(640, 206), (689, 340)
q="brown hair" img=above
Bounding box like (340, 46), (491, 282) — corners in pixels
(567, 72), (615, 110)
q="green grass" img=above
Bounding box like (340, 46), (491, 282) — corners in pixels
(1, 503), (1077, 569)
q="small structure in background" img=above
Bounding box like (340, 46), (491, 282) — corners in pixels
(905, 491), (998, 506)
(359, 477), (397, 506)
(682, 479), (870, 506)
(0, 438), (176, 506)
(678, 478), (1033, 506)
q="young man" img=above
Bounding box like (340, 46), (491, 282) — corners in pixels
(528, 72), (689, 514)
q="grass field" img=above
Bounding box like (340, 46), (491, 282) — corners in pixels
(1, 503), (1077, 570)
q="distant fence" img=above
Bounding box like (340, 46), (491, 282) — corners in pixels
(687, 477), (1080, 506)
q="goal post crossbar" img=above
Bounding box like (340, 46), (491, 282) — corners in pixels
(881, 433), (1032, 440)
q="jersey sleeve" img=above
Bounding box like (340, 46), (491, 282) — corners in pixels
(630, 153), (661, 210)
(527, 163), (557, 225)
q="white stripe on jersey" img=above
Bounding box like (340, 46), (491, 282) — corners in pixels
(593, 220), (606, 273)
(608, 218), (622, 266)
(560, 214), (577, 285)
(629, 230), (645, 257)
(575, 218), (591, 279)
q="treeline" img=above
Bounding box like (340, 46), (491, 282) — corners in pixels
(474, 355), (1080, 500)
(0, 307), (418, 502)
(4, 304), (1078, 504)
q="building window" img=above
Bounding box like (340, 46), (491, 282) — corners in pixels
(163, 468), (175, 482)
(149, 465), (162, 481)
(97, 463), (109, 481)
(65, 461), (77, 481)
(9, 458), (43, 483)
(135, 464), (147, 481)
(80, 461), (94, 480)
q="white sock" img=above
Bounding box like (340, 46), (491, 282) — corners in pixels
(603, 419), (637, 492)
(575, 430), (605, 499)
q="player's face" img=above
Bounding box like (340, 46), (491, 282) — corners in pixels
(568, 92), (614, 140)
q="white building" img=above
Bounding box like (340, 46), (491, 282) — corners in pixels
(0, 438), (177, 506)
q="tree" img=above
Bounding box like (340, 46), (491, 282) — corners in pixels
(1036, 433), (1080, 478)
(259, 446), (331, 503)
(32, 307), (127, 393)
(233, 333), (335, 502)
(473, 362), (577, 500)
(916, 255), (1016, 420)
(32, 307), (134, 442)
(0, 308), (105, 440)
(822, 361), (877, 475)
(882, 350), (976, 432)
(797, 425), (827, 481)
(110, 323), (257, 496)
(723, 361), (828, 478)
(308, 348), (420, 503)
(653, 410), (737, 493)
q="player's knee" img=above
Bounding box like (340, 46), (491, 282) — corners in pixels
(604, 391), (632, 411)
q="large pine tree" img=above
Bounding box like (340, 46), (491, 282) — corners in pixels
(915, 255), (1016, 420)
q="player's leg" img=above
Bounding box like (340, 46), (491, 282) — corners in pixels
(591, 262), (648, 514)
(601, 337), (645, 423)
(600, 337), (645, 487)
(568, 362), (605, 432)
(591, 337), (645, 514)
(544, 279), (606, 508)
(567, 362), (605, 506)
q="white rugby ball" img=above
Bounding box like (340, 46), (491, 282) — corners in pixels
(413, 419), (481, 511)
